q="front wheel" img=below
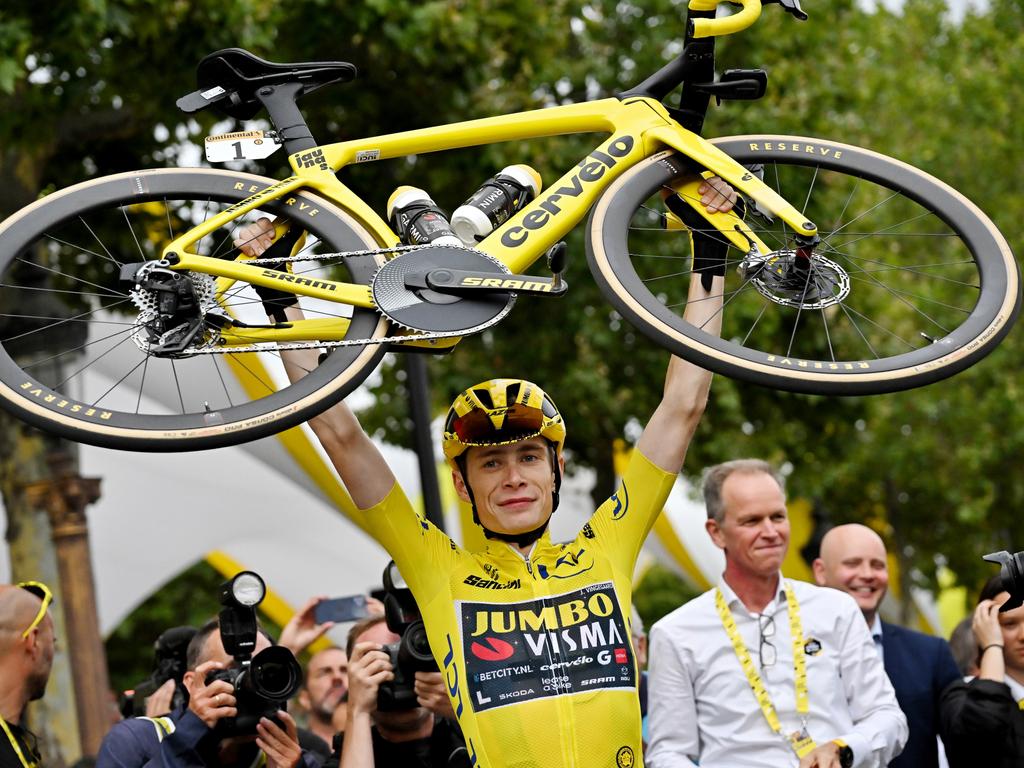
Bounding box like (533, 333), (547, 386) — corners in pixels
(0, 168), (390, 450)
(587, 136), (1020, 395)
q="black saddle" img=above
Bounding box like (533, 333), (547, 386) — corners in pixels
(176, 48), (356, 120)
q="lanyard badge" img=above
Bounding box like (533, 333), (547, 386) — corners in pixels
(715, 582), (815, 758)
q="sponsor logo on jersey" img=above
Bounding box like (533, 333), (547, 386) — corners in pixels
(610, 482), (630, 521)
(470, 637), (516, 662)
(464, 574), (522, 590)
(536, 547), (594, 580)
(616, 745), (636, 768)
(459, 582), (634, 712)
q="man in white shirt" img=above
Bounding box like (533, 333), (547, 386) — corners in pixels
(647, 460), (907, 768)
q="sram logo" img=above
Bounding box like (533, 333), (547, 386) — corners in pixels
(501, 135), (635, 248)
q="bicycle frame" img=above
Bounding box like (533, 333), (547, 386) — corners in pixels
(162, 5), (817, 349)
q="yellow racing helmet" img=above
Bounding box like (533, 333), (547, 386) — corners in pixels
(442, 378), (565, 466)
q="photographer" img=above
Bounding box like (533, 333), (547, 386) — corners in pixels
(940, 574), (1024, 767)
(97, 618), (320, 768)
(327, 615), (468, 768)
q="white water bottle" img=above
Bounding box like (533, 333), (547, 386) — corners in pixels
(387, 186), (463, 247)
(450, 164), (543, 245)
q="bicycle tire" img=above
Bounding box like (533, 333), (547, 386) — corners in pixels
(587, 136), (1020, 395)
(0, 167), (390, 450)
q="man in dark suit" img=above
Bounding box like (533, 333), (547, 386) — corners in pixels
(813, 524), (960, 768)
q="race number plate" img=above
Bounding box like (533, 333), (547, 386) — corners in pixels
(205, 131), (280, 162)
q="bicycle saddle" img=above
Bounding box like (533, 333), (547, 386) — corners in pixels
(176, 48), (357, 120)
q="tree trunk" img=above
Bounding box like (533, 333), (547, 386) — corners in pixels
(1, 419), (80, 768)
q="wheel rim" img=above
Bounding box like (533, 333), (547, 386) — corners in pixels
(601, 140), (1015, 390)
(0, 170), (386, 445)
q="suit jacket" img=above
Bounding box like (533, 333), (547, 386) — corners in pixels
(882, 621), (961, 768)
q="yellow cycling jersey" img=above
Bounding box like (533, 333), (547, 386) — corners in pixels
(350, 449), (676, 768)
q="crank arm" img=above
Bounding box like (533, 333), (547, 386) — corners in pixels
(403, 269), (568, 297)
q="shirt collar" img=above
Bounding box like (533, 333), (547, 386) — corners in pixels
(717, 572), (787, 615)
(1006, 674), (1024, 702)
(870, 614), (883, 640)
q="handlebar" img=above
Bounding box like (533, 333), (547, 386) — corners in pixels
(689, 0), (763, 39)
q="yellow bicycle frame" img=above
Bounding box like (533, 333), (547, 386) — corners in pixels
(162, 83), (817, 349)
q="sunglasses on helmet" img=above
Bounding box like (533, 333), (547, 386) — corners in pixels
(447, 400), (557, 447)
(17, 581), (53, 639)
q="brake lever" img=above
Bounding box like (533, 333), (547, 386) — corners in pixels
(764, 0), (809, 21)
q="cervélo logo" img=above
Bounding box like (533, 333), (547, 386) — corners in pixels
(500, 135), (636, 248)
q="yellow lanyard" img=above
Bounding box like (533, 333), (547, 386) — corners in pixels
(714, 582), (815, 758)
(0, 716), (38, 768)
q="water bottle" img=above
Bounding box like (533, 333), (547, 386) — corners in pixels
(387, 186), (463, 247)
(450, 164), (543, 245)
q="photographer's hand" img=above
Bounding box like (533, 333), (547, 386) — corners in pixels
(974, 598), (1007, 682)
(257, 711), (302, 768)
(187, 661), (238, 728)
(415, 671), (456, 719)
(279, 596), (334, 656)
(347, 642), (393, 715)
(144, 678), (177, 717)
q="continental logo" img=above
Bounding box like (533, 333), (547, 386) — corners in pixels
(470, 590), (616, 637)
(765, 355), (870, 370)
(20, 383), (112, 420)
(463, 574), (522, 590)
(459, 277), (552, 292)
(501, 134), (636, 248)
(260, 270), (337, 291)
(746, 140), (844, 158)
(225, 178), (320, 218)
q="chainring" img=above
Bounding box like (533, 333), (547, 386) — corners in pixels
(371, 245), (515, 334)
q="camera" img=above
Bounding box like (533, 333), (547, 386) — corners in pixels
(983, 550), (1024, 612)
(377, 560), (438, 711)
(121, 625), (197, 718)
(206, 571), (303, 734)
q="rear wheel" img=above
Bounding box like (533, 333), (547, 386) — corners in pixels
(0, 168), (389, 450)
(587, 136), (1020, 395)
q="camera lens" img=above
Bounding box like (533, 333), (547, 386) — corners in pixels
(398, 621), (438, 672)
(248, 647), (302, 699)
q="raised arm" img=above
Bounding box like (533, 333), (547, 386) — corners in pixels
(234, 218), (396, 510)
(636, 272), (723, 474)
(635, 178), (729, 474)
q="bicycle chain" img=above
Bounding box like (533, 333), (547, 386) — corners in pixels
(186, 243), (477, 355)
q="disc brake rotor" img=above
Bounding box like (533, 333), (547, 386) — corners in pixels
(751, 252), (850, 310)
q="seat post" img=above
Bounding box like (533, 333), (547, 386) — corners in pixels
(255, 83), (317, 155)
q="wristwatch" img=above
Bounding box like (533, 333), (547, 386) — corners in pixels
(833, 739), (854, 768)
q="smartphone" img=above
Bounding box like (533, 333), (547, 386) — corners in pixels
(314, 595), (371, 624)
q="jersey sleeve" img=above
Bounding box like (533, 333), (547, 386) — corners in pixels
(347, 482), (460, 600)
(587, 448), (677, 576)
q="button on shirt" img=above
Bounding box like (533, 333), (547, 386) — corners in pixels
(647, 577), (907, 768)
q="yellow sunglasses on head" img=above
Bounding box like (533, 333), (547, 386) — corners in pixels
(17, 581), (53, 639)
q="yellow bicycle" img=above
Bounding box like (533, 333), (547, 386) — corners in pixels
(0, 0), (1017, 450)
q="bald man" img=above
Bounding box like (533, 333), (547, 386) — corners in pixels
(814, 525), (959, 768)
(0, 582), (56, 767)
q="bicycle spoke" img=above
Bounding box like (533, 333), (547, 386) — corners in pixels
(211, 356), (235, 408)
(92, 356), (149, 409)
(2, 298), (134, 344)
(170, 359), (186, 414)
(15, 257), (129, 299)
(136, 354), (150, 415)
(55, 332), (138, 390)
(78, 217), (123, 268)
(21, 325), (138, 371)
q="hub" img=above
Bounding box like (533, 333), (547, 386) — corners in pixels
(748, 251), (850, 310)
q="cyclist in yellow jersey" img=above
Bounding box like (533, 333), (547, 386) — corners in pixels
(235, 179), (731, 768)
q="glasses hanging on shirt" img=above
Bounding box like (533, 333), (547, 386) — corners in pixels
(758, 613), (777, 669)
